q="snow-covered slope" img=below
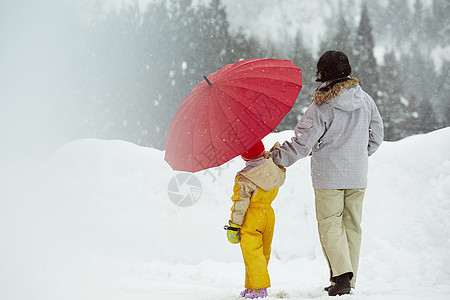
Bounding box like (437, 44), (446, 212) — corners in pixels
(0, 128), (449, 300)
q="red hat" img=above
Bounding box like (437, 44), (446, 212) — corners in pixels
(241, 140), (265, 161)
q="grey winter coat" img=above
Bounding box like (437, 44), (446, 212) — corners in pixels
(270, 78), (384, 189)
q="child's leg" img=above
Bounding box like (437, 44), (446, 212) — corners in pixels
(244, 268), (251, 291)
(262, 208), (275, 267)
(240, 209), (271, 290)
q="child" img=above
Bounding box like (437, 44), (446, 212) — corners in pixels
(224, 140), (286, 299)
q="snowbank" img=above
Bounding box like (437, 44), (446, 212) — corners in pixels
(0, 128), (449, 300)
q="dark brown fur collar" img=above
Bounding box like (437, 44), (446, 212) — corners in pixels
(313, 77), (359, 104)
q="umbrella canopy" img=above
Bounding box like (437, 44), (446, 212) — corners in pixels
(165, 58), (302, 172)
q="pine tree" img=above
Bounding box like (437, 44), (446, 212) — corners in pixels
(82, 2), (144, 143)
(277, 30), (314, 131)
(413, 0), (424, 31)
(430, 0), (450, 44)
(400, 49), (441, 135)
(228, 29), (265, 62)
(418, 99), (440, 133)
(139, 0), (188, 148)
(385, 0), (411, 47)
(137, 1), (172, 147)
(195, 0), (233, 72)
(403, 95), (422, 135)
(334, 15), (354, 59)
(353, 2), (380, 112)
(328, 10), (357, 78)
(432, 60), (450, 126)
(378, 51), (408, 140)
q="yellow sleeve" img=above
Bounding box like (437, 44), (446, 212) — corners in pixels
(230, 175), (256, 226)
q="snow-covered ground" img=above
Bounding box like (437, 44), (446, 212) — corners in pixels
(0, 128), (449, 300)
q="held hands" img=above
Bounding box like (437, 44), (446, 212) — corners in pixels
(270, 141), (280, 151)
(263, 142), (281, 159)
(264, 142), (281, 159)
(224, 221), (241, 244)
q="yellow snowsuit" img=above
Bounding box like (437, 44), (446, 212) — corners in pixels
(230, 157), (286, 290)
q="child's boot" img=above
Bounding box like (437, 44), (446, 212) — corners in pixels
(244, 288), (268, 299)
(240, 289), (251, 297)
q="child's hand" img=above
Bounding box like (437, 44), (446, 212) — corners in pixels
(270, 141), (281, 152)
(224, 221), (241, 244)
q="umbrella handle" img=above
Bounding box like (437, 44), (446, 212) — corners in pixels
(203, 75), (212, 86)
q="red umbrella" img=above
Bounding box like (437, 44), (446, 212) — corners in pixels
(165, 58), (302, 172)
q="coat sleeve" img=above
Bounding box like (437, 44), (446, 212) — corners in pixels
(368, 99), (384, 156)
(270, 103), (327, 167)
(230, 175), (257, 226)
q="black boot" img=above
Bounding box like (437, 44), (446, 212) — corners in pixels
(327, 273), (351, 296)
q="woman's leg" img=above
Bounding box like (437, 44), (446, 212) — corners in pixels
(315, 189), (353, 281)
(343, 189), (365, 288)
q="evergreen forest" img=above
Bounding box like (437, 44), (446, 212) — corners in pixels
(8, 0), (449, 150)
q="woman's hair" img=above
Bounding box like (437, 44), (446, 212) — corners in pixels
(316, 50), (352, 82)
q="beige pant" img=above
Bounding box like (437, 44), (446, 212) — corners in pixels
(314, 188), (365, 288)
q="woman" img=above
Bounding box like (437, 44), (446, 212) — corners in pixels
(269, 50), (383, 296)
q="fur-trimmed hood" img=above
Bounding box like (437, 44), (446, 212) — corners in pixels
(270, 76), (384, 189)
(313, 78), (362, 111)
